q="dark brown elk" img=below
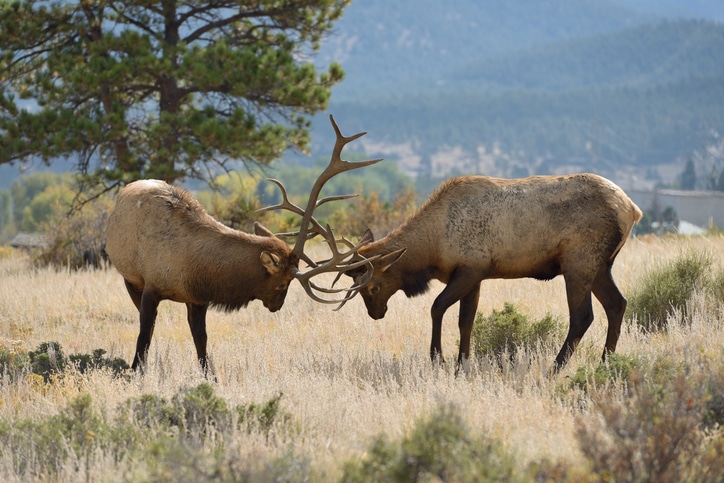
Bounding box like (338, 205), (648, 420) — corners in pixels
(104, 115), (380, 374)
(345, 174), (642, 371)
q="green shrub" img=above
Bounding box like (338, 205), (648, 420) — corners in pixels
(568, 353), (640, 392)
(122, 385), (293, 441)
(0, 384), (299, 479)
(705, 268), (724, 304)
(703, 367), (724, 429)
(0, 340), (30, 380)
(28, 341), (66, 382)
(7, 393), (109, 475)
(341, 404), (517, 483)
(471, 302), (560, 360)
(26, 342), (129, 382)
(236, 391), (292, 436)
(68, 348), (130, 376)
(626, 250), (713, 331)
(173, 382), (232, 436)
(122, 393), (184, 433)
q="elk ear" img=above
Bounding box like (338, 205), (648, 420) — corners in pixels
(360, 229), (374, 245)
(379, 248), (406, 273)
(254, 222), (274, 238)
(260, 251), (282, 275)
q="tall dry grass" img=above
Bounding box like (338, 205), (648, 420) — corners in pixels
(0, 235), (723, 480)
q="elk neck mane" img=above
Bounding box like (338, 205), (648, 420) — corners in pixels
(387, 176), (464, 238)
(374, 178), (470, 298)
(159, 184), (245, 238)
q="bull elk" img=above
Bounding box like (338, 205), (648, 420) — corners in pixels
(104, 115), (380, 374)
(345, 174), (642, 371)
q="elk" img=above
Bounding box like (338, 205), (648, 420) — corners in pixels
(345, 174), (642, 371)
(104, 115), (380, 374)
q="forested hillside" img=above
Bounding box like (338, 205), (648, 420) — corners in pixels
(316, 0), (652, 100)
(453, 19), (724, 91)
(326, 75), (724, 178)
(305, 4), (724, 189)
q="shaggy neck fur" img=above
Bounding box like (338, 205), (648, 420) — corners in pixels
(364, 190), (451, 298)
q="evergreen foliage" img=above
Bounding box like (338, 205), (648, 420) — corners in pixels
(0, 0), (349, 193)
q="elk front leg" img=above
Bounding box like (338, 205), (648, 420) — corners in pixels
(132, 289), (161, 371)
(186, 303), (210, 375)
(430, 268), (482, 365)
(123, 279), (143, 311)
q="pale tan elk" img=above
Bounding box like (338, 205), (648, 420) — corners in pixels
(345, 174), (642, 371)
(104, 115), (380, 374)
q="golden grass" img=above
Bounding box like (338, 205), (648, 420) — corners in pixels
(1, 234), (723, 479)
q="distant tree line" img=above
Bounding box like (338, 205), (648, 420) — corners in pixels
(328, 75), (724, 180)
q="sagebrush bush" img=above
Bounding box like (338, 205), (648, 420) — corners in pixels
(1, 341), (129, 382)
(0, 339), (30, 380)
(1, 384), (296, 479)
(173, 382), (232, 436)
(3, 394), (109, 475)
(705, 268), (724, 304)
(703, 368), (724, 429)
(470, 302), (560, 360)
(327, 189), (418, 238)
(237, 391), (293, 437)
(35, 197), (113, 270)
(568, 353), (640, 392)
(575, 370), (724, 482)
(341, 403), (517, 483)
(626, 249), (714, 331)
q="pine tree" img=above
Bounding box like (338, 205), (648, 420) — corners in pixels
(0, 0), (348, 195)
(680, 158), (697, 190)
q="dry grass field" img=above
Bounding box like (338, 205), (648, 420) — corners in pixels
(1, 234), (723, 481)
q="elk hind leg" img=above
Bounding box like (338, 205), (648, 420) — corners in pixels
(554, 273), (595, 370)
(186, 303), (211, 376)
(132, 289), (161, 371)
(592, 262), (627, 361)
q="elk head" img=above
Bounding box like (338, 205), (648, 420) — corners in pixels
(343, 234), (407, 319)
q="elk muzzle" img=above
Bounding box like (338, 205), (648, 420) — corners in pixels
(363, 297), (388, 320)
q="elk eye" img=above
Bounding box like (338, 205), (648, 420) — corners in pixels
(277, 282), (288, 291)
(370, 285), (380, 295)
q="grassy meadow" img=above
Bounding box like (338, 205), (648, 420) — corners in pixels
(1, 234), (723, 481)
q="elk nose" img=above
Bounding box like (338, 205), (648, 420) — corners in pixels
(266, 302), (282, 312)
(370, 306), (387, 320)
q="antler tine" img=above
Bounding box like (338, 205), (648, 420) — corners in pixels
(315, 193), (358, 208)
(300, 255), (376, 310)
(255, 179), (304, 216)
(295, 258), (375, 307)
(256, 115), (382, 307)
(257, 178), (331, 242)
(293, 223), (379, 305)
(291, 114), (383, 258)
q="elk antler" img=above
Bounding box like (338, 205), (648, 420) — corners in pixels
(258, 115), (382, 306)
